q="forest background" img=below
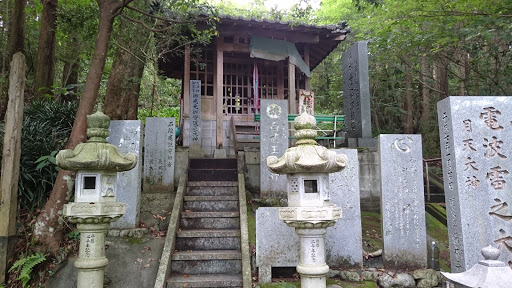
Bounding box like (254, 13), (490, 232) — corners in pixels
(0, 0), (511, 286)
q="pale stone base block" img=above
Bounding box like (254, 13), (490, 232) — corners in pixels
(76, 267), (106, 288)
(258, 265), (272, 284)
(300, 275), (326, 288)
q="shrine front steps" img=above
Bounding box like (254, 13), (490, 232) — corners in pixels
(166, 176), (243, 288)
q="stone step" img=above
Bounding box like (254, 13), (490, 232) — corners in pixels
(187, 181), (238, 187)
(180, 213), (240, 229)
(177, 229), (241, 238)
(181, 211), (240, 218)
(186, 185), (238, 196)
(183, 199), (238, 212)
(188, 169), (238, 182)
(172, 250), (241, 261)
(167, 274), (243, 288)
(171, 259), (241, 275)
(189, 158), (237, 170)
(184, 195), (238, 201)
(175, 229), (241, 250)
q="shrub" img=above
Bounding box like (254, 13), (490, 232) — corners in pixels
(0, 100), (77, 210)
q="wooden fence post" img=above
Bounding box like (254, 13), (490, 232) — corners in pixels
(0, 52), (26, 283)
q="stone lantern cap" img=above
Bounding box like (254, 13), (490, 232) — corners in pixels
(442, 245), (512, 287)
(267, 111), (347, 174)
(56, 104), (137, 171)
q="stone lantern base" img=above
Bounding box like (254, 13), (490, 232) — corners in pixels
(64, 202), (125, 288)
(279, 206), (341, 288)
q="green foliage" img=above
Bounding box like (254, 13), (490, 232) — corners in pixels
(138, 106), (180, 124)
(67, 229), (80, 240)
(0, 101), (77, 210)
(312, 0), (512, 157)
(8, 253), (46, 288)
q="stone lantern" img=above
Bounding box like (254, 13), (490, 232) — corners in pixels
(57, 105), (137, 288)
(267, 111), (347, 288)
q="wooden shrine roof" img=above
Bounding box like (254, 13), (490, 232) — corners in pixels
(159, 15), (350, 79)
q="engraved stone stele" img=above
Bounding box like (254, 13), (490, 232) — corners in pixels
(58, 104), (137, 288)
(143, 117), (176, 193)
(107, 120), (143, 229)
(378, 134), (427, 270)
(438, 96), (512, 272)
(442, 245), (512, 288)
(260, 99), (289, 198)
(266, 110), (347, 288)
(342, 41), (376, 148)
(327, 149), (363, 268)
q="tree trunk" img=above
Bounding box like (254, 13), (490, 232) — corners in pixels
(34, 0), (131, 254)
(103, 15), (147, 120)
(57, 38), (80, 102)
(456, 49), (468, 96)
(434, 56), (449, 100)
(405, 66), (414, 134)
(34, 0), (58, 99)
(419, 57), (430, 133)
(8, 0), (26, 59)
(104, 48), (144, 119)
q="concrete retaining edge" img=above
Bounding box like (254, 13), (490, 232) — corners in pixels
(154, 175), (187, 288)
(238, 173), (252, 288)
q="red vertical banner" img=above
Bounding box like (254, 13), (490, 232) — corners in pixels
(253, 63), (259, 111)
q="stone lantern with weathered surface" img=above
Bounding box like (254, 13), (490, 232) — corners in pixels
(267, 111), (347, 288)
(58, 105), (137, 288)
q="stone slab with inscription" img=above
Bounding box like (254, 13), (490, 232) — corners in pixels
(107, 120), (143, 229)
(143, 118), (176, 193)
(189, 80), (201, 146)
(260, 99), (288, 199)
(343, 41), (372, 142)
(327, 148), (363, 268)
(379, 134), (427, 269)
(438, 96), (512, 272)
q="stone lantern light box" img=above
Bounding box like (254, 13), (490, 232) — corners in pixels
(288, 174), (329, 207)
(75, 171), (116, 203)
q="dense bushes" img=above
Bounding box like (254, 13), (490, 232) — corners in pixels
(0, 101), (77, 210)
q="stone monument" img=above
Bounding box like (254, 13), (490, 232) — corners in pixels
(260, 99), (289, 198)
(143, 117), (176, 192)
(107, 120), (142, 229)
(327, 148), (363, 268)
(342, 41), (376, 148)
(438, 96), (512, 272)
(379, 134), (427, 269)
(58, 105), (137, 288)
(267, 111), (347, 288)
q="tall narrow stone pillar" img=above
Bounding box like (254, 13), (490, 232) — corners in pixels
(74, 223), (110, 288)
(296, 228), (329, 288)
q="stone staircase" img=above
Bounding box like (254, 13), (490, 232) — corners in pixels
(167, 158), (243, 288)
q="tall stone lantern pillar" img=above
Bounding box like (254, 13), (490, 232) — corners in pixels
(267, 111), (347, 288)
(57, 105), (137, 288)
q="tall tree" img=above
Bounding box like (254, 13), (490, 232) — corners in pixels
(0, 0), (27, 119)
(104, 13), (148, 120)
(8, 0), (26, 59)
(34, 0), (58, 99)
(34, 0), (133, 253)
